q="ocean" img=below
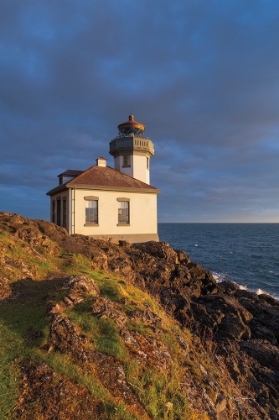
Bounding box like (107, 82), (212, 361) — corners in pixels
(158, 223), (279, 300)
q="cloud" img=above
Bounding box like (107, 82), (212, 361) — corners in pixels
(1, 0), (279, 222)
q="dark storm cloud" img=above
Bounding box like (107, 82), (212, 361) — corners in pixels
(1, 0), (279, 221)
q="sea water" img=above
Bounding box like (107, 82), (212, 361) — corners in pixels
(158, 223), (279, 299)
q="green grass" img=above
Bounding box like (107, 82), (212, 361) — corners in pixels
(66, 279), (207, 420)
(95, 318), (128, 360)
(0, 274), (140, 419)
(126, 320), (154, 336)
(67, 301), (129, 362)
(42, 352), (111, 401)
(98, 279), (124, 302)
(125, 361), (192, 420)
(103, 401), (141, 420)
(1, 235), (62, 281)
(0, 279), (59, 418)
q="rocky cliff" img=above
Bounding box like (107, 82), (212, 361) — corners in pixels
(0, 212), (279, 419)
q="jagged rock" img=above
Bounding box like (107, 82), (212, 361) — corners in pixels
(4, 256), (37, 278)
(176, 249), (191, 264)
(215, 393), (227, 414)
(173, 331), (189, 351)
(91, 352), (148, 416)
(121, 328), (141, 348)
(46, 314), (88, 358)
(63, 293), (85, 307)
(173, 264), (191, 283)
(122, 328), (173, 370)
(16, 360), (106, 420)
(0, 276), (12, 301)
(133, 240), (179, 264)
(236, 293), (279, 343)
(248, 320), (278, 345)
(160, 289), (190, 323)
(90, 250), (108, 270)
(218, 313), (251, 341)
(218, 280), (240, 294)
(64, 275), (100, 295)
(90, 297), (127, 327)
(125, 308), (162, 326)
(240, 339), (279, 369)
(118, 240), (130, 248)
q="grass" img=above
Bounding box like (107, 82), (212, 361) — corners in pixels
(125, 361), (197, 420)
(126, 320), (154, 336)
(67, 299), (129, 361)
(94, 318), (128, 360)
(98, 278), (125, 302)
(66, 278), (210, 420)
(0, 274), (141, 419)
(103, 402), (141, 420)
(42, 352), (111, 401)
(0, 279), (59, 418)
(1, 235), (62, 281)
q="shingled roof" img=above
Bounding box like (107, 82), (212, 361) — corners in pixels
(68, 164), (160, 192)
(47, 164), (160, 195)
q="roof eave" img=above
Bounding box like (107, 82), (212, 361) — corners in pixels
(46, 184), (68, 196)
(65, 183), (161, 194)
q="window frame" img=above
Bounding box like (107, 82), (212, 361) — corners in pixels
(84, 196), (99, 226)
(117, 198), (130, 226)
(122, 155), (131, 167)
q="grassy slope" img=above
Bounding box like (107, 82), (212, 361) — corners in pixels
(0, 229), (210, 420)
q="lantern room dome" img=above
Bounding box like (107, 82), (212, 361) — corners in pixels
(118, 115), (145, 136)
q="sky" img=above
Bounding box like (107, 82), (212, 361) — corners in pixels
(1, 0), (279, 223)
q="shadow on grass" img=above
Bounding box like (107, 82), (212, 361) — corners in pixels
(1, 277), (65, 340)
(0, 276), (65, 418)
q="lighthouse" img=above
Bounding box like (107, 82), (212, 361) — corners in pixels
(109, 115), (155, 185)
(47, 114), (160, 242)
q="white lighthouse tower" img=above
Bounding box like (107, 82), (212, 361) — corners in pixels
(109, 115), (155, 184)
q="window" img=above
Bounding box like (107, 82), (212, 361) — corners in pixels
(85, 200), (98, 224)
(123, 155), (131, 167)
(117, 199), (130, 225)
(147, 157), (149, 169)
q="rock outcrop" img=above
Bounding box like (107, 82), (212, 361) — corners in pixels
(1, 212), (279, 419)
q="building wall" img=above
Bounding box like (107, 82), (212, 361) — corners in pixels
(71, 188), (158, 241)
(114, 154), (150, 184)
(49, 190), (70, 230)
(114, 155), (133, 178)
(61, 175), (76, 184)
(132, 154), (150, 184)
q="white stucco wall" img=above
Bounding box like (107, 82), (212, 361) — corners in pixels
(114, 156), (134, 178)
(132, 154), (150, 184)
(71, 188), (158, 238)
(114, 154), (150, 184)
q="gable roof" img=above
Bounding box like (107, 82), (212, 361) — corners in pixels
(68, 165), (160, 193)
(47, 165), (160, 196)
